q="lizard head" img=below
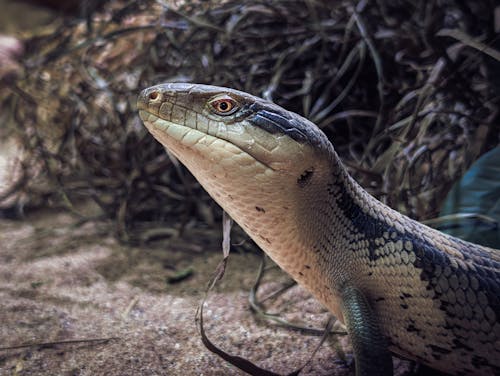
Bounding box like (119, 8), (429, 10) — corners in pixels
(138, 83), (334, 180)
(137, 83), (337, 265)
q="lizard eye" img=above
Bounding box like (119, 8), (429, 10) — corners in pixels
(208, 95), (238, 115)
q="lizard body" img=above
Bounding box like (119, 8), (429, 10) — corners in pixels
(137, 83), (500, 375)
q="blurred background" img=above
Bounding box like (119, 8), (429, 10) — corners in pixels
(0, 0), (499, 375)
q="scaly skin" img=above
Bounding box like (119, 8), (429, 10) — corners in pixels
(137, 83), (500, 375)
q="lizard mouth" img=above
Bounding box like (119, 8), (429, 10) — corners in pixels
(138, 109), (276, 171)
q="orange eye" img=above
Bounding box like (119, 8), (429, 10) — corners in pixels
(209, 96), (238, 115)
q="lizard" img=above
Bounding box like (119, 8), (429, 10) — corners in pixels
(137, 82), (500, 376)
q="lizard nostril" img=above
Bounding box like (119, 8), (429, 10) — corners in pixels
(149, 91), (160, 101)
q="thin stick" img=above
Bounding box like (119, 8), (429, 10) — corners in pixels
(0, 337), (119, 351)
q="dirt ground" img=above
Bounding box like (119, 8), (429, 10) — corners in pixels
(0, 202), (420, 376)
(0, 204), (344, 376)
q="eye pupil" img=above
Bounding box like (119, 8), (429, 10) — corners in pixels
(209, 96), (238, 115)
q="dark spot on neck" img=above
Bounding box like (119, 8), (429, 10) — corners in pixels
(258, 234), (271, 244)
(297, 167), (314, 187)
(255, 206), (265, 213)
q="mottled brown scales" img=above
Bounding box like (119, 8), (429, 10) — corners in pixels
(138, 83), (500, 376)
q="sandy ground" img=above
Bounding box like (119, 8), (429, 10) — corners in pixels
(0, 205), (376, 376)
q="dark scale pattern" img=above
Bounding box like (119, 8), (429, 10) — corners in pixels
(249, 110), (309, 144)
(324, 180), (500, 375)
